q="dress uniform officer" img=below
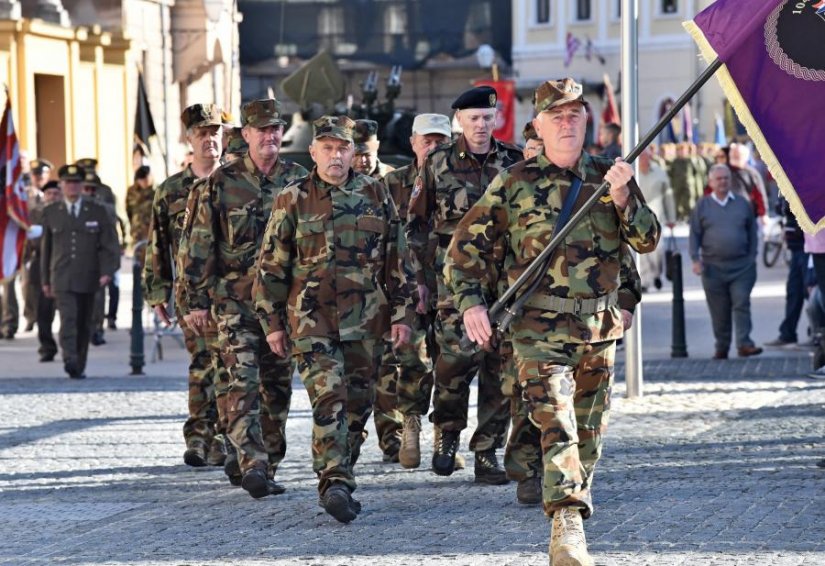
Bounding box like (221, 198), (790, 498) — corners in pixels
(22, 158), (54, 332)
(41, 165), (119, 378)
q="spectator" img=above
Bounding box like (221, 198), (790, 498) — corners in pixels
(727, 143), (768, 219)
(690, 164), (762, 359)
(805, 229), (825, 379)
(598, 122), (622, 160)
(668, 142), (696, 220)
(637, 147), (676, 290)
(765, 196), (808, 347)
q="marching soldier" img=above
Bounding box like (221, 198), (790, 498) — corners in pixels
(126, 165), (155, 265)
(406, 85), (522, 483)
(352, 119), (395, 178)
(445, 78), (659, 565)
(182, 98), (308, 499)
(381, 113), (452, 469)
(24, 180), (61, 360)
(143, 103), (229, 468)
(21, 159), (53, 332)
(253, 115), (413, 522)
(41, 165), (119, 379)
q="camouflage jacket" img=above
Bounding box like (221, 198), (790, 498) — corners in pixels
(407, 135), (522, 308)
(182, 155), (308, 310)
(252, 168), (413, 343)
(126, 183), (155, 242)
(444, 151), (660, 344)
(369, 159), (396, 180)
(142, 165), (199, 312)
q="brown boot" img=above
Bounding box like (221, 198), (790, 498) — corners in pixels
(399, 415), (422, 469)
(549, 507), (593, 566)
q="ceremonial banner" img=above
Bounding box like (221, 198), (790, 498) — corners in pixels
(685, 0), (825, 233)
(0, 96), (29, 280)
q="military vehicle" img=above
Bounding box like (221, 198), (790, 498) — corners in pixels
(279, 50), (415, 170)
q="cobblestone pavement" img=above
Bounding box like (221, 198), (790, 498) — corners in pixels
(1, 325), (823, 566)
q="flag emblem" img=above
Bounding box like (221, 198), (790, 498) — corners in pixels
(765, 1), (825, 81)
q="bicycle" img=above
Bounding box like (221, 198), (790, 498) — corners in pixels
(762, 215), (787, 268)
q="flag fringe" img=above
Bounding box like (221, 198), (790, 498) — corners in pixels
(684, 20), (824, 235)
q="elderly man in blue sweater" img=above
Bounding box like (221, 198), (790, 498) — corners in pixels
(690, 163), (762, 359)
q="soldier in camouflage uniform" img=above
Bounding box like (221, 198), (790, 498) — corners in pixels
(223, 127), (248, 163)
(253, 115), (413, 523)
(407, 85), (522, 483)
(127, 166), (155, 265)
(182, 98), (308, 499)
(143, 104), (229, 468)
(352, 119), (395, 179)
(445, 78), (659, 566)
(380, 113), (451, 469)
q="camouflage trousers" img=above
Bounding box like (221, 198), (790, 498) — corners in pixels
(512, 336), (616, 519)
(500, 340), (541, 482)
(180, 317), (227, 450)
(395, 311), (436, 417)
(215, 299), (293, 475)
(292, 336), (382, 495)
(374, 345), (405, 456)
(431, 307), (509, 452)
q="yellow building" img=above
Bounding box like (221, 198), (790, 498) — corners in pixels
(0, 0), (241, 217)
(512, 0), (725, 143)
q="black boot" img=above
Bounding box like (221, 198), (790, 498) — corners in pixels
(223, 442), (242, 486)
(321, 483), (359, 523)
(474, 449), (509, 485)
(432, 429), (460, 476)
(241, 468), (285, 499)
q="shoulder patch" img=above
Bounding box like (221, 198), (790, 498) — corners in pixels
(411, 176), (424, 201)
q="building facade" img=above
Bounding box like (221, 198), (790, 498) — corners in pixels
(512, 0), (726, 145)
(0, 0), (241, 214)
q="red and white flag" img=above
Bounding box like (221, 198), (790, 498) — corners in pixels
(0, 96), (29, 281)
(564, 32), (581, 67)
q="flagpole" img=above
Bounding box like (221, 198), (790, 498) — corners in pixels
(621, 0), (643, 398)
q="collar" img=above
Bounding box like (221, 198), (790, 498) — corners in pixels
(710, 191), (734, 206)
(243, 153), (282, 182)
(536, 151), (587, 181)
(311, 167), (355, 192)
(65, 197), (82, 210)
(456, 135), (497, 161)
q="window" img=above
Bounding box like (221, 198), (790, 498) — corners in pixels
(536, 0), (550, 24)
(575, 0), (592, 22)
(661, 0), (679, 14)
(385, 4), (406, 35)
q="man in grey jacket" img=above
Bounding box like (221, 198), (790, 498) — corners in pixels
(690, 163), (762, 359)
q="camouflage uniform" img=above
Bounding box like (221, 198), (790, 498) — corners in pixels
(253, 120), (412, 497)
(382, 163), (435, 419)
(143, 150), (228, 461)
(445, 147), (659, 517)
(407, 134), (522, 455)
(182, 141), (308, 479)
(126, 181), (155, 264)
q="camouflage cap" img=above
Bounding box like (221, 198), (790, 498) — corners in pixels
(534, 78), (585, 113)
(241, 98), (287, 128)
(181, 103), (223, 129)
(75, 158), (98, 172)
(58, 164), (84, 182)
(313, 115), (356, 143)
(353, 119), (379, 152)
(225, 127), (248, 155)
(523, 120), (540, 142)
(30, 158), (53, 174)
(412, 113), (451, 137)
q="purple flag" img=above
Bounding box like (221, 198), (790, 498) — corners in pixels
(685, 0), (825, 233)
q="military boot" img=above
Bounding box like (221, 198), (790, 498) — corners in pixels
(241, 468), (286, 499)
(550, 507), (593, 566)
(474, 449), (509, 485)
(223, 441), (242, 486)
(516, 476), (542, 505)
(321, 483), (359, 523)
(399, 414), (422, 469)
(206, 434), (227, 467)
(432, 428), (460, 476)
(183, 441), (208, 468)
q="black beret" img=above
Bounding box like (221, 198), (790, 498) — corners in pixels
(43, 180), (60, 191)
(451, 86), (498, 110)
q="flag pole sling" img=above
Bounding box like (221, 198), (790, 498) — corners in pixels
(486, 57), (723, 330)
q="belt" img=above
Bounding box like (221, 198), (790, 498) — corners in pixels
(523, 290), (619, 315)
